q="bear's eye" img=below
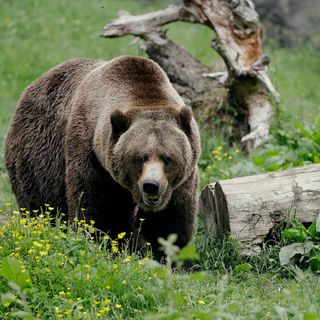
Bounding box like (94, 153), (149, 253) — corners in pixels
(161, 155), (173, 166)
(134, 155), (147, 165)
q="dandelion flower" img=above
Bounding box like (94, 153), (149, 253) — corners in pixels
(117, 232), (126, 239)
(111, 240), (119, 253)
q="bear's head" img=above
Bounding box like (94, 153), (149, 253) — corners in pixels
(108, 106), (198, 212)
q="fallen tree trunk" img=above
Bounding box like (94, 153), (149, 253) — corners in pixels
(199, 164), (320, 255)
(101, 0), (279, 150)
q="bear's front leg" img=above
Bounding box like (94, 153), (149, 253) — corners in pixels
(66, 151), (136, 240)
(137, 170), (199, 261)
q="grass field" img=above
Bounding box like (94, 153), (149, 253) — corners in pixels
(0, 0), (320, 319)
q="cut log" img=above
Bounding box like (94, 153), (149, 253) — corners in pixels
(199, 164), (320, 255)
(101, 0), (279, 150)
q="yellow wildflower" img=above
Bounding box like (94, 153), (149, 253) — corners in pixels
(117, 232), (126, 239)
(63, 309), (71, 316)
(111, 240), (119, 253)
(103, 298), (111, 304)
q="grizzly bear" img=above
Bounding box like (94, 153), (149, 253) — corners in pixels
(5, 56), (201, 257)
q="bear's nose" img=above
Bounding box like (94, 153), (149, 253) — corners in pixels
(143, 180), (159, 195)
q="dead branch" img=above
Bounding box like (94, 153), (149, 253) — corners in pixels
(101, 0), (279, 149)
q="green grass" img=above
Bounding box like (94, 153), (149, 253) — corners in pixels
(268, 46), (320, 123)
(0, 0), (320, 319)
(1, 209), (320, 319)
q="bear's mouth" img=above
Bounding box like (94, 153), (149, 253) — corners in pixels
(143, 193), (161, 207)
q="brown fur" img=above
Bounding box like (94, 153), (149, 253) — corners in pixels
(5, 56), (201, 258)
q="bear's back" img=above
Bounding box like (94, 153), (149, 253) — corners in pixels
(86, 56), (184, 110)
(5, 59), (102, 210)
(21, 59), (102, 117)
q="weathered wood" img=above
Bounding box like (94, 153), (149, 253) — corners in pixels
(101, 6), (205, 37)
(101, 0), (279, 149)
(101, 7), (223, 109)
(140, 31), (220, 109)
(199, 164), (320, 255)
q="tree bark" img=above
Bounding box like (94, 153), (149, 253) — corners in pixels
(101, 7), (223, 110)
(199, 164), (320, 255)
(101, 0), (279, 149)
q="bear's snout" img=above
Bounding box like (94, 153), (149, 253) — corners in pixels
(143, 180), (160, 195)
(138, 161), (168, 208)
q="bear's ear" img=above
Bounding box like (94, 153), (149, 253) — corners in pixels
(110, 109), (130, 138)
(178, 106), (192, 136)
